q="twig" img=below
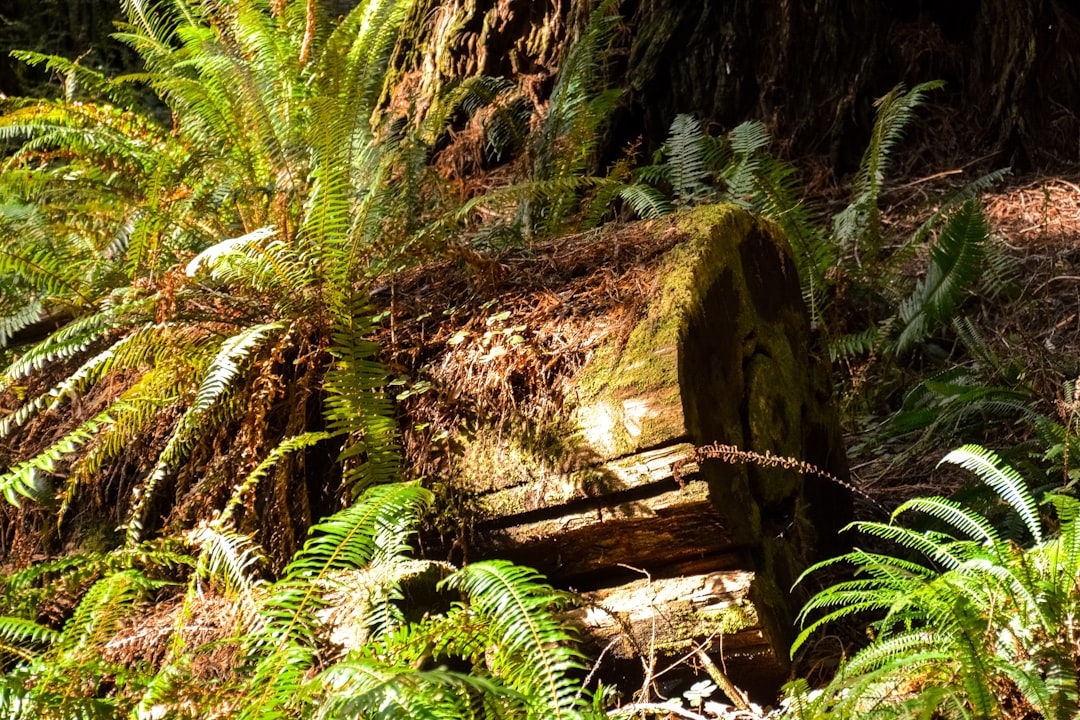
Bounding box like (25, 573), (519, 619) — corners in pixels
(577, 636), (622, 701)
(607, 702), (710, 719)
(1032, 275), (1080, 295)
(885, 168), (964, 193)
(694, 649), (751, 711)
(649, 633), (718, 683)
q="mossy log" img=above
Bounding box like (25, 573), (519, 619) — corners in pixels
(384, 204), (850, 694)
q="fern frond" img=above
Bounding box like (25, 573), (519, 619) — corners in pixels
(1001, 661), (1056, 720)
(939, 445), (1043, 543)
(848, 520), (968, 570)
(835, 80), (944, 257)
(947, 592), (1000, 718)
(1044, 494), (1080, 582)
(893, 496), (1000, 544)
(664, 114), (712, 207)
(0, 321), (179, 440)
(834, 628), (940, 679)
(829, 326), (878, 362)
(616, 182), (672, 219)
(184, 226), (279, 277)
(906, 168), (1010, 249)
(0, 409), (114, 506)
(8, 51), (138, 107)
(189, 322), (285, 417)
(0, 617), (58, 662)
(0, 296), (153, 392)
(218, 431), (332, 528)
(442, 560), (586, 719)
(279, 484), (432, 585)
(323, 294), (400, 494)
(323, 0), (415, 133)
(315, 662), (520, 720)
(0, 238), (93, 306)
(238, 484), (432, 720)
(53, 568), (160, 658)
(188, 525), (266, 632)
(0, 300), (43, 349)
(532, 0), (620, 186)
(895, 199), (988, 354)
(126, 322), (283, 543)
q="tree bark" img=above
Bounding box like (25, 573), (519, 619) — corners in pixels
(393, 0), (1080, 172)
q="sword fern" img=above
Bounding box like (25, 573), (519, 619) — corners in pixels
(790, 445), (1080, 719)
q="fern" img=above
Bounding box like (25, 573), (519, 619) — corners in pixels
(217, 431), (332, 528)
(662, 114), (713, 207)
(314, 663), (522, 719)
(0, 409), (114, 506)
(792, 445), (1080, 718)
(323, 294), (401, 495)
(0, 296), (153, 393)
(237, 483), (432, 720)
(126, 323), (284, 543)
(0, 300), (42, 349)
(534, 0), (620, 182)
(894, 199), (989, 354)
(940, 445), (1042, 543)
(833, 80), (945, 262)
(188, 525), (267, 632)
(0, 617), (58, 663)
(442, 561), (588, 720)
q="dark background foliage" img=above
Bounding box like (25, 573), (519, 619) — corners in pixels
(5, 0), (1080, 172)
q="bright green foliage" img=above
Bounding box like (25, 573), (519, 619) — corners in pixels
(0, 483), (597, 718)
(0, 2), (632, 713)
(0, 540), (191, 719)
(0, 0), (668, 544)
(788, 445), (1080, 719)
(0, 0), (435, 548)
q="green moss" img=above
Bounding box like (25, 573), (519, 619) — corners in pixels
(715, 600), (758, 636)
(571, 206), (766, 459)
(650, 598), (760, 655)
(76, 516), (122, 554)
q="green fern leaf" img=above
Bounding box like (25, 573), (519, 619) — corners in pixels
(126, 322), (283, 543)
(323, 294), (400, 494)
(0, 617), (58, 662)
(664, 114), (712, 206)
(939, 445), (1042, 544)
(442, 561), (586, 719)
(895, 199), (988, 354)
(892, 496), (1000, 544)
(238, 484), (431, 720)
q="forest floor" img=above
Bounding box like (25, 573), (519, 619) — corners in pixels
(844, 173), (1080, 516)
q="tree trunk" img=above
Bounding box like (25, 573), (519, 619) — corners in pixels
(394, 0), (1080, 171)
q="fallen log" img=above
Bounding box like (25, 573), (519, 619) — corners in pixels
(382, 204), (852, 698)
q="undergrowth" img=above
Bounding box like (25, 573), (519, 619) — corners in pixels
(786, 445), (1080, 720)
(0, 483), (601, 719)
(0, 0), (1072, 717)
